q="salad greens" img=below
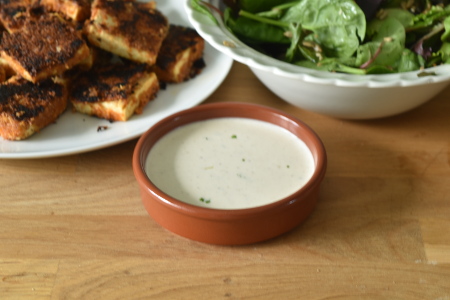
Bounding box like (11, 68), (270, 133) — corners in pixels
(192, 0), (450, 74)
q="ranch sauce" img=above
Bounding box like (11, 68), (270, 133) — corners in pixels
(145, 117), (315, 210)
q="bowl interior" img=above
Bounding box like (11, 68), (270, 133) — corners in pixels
(184, 0), (450, 87)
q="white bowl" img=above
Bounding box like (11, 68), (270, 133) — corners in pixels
(185, 0), (450, 119)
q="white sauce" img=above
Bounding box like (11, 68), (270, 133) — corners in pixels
(145, 117), (315, 209)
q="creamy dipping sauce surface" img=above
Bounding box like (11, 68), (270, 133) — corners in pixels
(145, 117), (315, 210)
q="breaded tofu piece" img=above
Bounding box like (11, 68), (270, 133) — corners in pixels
(0, 57), (15, 82)
(0, 57), (16, 79)
(154, 25), (205, 83)
(62, 44), (96, 79)
(0, 0), (33, 33)
(0, 57), (14, 82)
(39, 0), (91, 22)
(0, 13), (90, 83)
(0, 76), (68, 140)
(84, 0), (168, 65)
(70, 63), (159, 121)
(0, 64), (5, 82)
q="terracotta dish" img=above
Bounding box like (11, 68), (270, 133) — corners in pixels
(132, 102), (327, 245)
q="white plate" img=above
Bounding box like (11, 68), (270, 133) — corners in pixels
(0, 0), (233, 159)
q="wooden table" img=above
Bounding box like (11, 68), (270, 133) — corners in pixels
(1, 62), (450, 299)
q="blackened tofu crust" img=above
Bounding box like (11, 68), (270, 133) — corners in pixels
(70, 63), (160, 121)
(0, 13), (90, 83)
(0, 0), (33, 33)
(0, 76), (68, 140)
(84, 0), (169, 65)
(154, 24), (205, 83)
(39, 0), (91, 22)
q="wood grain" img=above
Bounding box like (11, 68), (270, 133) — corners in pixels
(1, 63), (450, 299)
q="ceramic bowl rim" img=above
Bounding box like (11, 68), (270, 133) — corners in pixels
(184, 0), (450, 88)
(132, 102), (327, 221)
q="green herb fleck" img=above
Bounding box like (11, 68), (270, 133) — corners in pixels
(242, 158), (246, 162)
(231, 134), (237, 139)
(199, 197), (211, 204)
(287, 165), (290, 168)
